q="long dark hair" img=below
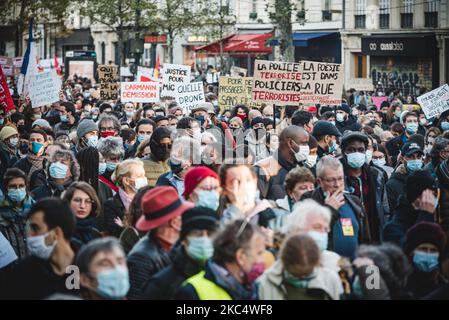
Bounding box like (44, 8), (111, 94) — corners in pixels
(76, 146), (99, 193)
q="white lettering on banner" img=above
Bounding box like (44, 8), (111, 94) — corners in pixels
(29, 70), (62, 108)
(161, 63), (191, 99)
(417, 84), (449, 119)
(120, 81), (160, 103)
(174, 81), (205, 114)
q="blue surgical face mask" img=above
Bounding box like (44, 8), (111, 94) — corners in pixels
(441, 121), (449, 131)
(106, 162), (117, 172)
(125, 111), (134, 118)
(137, 134), (149, 143)
(346, 152), (366, 169)
(95, 266), (130, 299)
(406, 122), (418, 134)
(413, 251), (439, 273)
(99, 162), (107, 175)
(31, 142), (44, 155)
(60, 115), (68, 122)
(328, 140), (337, 153)
(49, 162), (68, 179)
(307, 231), (328, 251)
(196, 190), (220, 211)
(86, 136), (98, 148)
(372, 158), (386, 167)
(0, 118), (4, 125)
(186, 236), (214, 263)
(8, 188), (27, 203)
(406, 159), (423, 171)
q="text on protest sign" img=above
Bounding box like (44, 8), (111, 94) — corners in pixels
(298, 60), (344, 105)
(219, 76), (261, 110)
(417, 84), (449, 118)
(174, 82), (205, 114)
(161, 64), (191, 99)
(98, 65), (118, 100)
(0, 66), (15, 112)
(29, 70), (62, 108)
(121, 82), (160, 103)
(252, 60), (302, 105)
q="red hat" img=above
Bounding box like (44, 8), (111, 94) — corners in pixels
(136, 186), (194, 232)
(308, 106), (317, 113)
(183, 166), (219, 199)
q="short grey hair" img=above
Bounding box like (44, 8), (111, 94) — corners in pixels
(76, 237), (124, 274)
(98, 113), (121, 133)
(97, 136), (125, 159)
(284, 199), (332, 234)
(316, 155), (343, 178)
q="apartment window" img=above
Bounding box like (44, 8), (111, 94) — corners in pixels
(401, 0), (413, 28)
(322, 0), (332, 21)
(425, 0), (439, 28)
(379, 0), (390, 29)
(354, 0), (366, 29)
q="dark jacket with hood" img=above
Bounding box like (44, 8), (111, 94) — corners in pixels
(385, 164), (409, 210)
(127, 232), (172, 300)
(31, 178), (74, 201)
(71, 216), (102, 253)
(141, 243), (203, 300)
(435, 160), (449, 235)
(382, 195), (435, 246)
(302, 187), (372, 248)
(336, 115), (361, 135)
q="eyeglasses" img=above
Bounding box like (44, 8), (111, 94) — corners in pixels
(72, 198), (93, 205)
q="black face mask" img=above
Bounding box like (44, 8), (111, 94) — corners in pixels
(194, 115), (205, 126)
(170, 159), (184, 174)
(20, 142), (28, 155)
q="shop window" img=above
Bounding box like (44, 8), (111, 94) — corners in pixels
(379, 0), (390, 29)
(354, 54), (367, 78)
(425, 0), (439, 28)
(401, 0), (413, 28)
(354, 0), (366, 29)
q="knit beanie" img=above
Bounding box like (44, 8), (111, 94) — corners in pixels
(76, 119), (98, 139)
(181, 207), (218, 239)
(404, 222), (447, 256)
(183, 166), (219, 199)
(0, 126), (18, 141)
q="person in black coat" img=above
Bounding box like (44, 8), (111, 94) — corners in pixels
(0, 126), (20, 188)
(335, 104), (361, 135)
(127, 186), (193, 300)
(142, 207), (218, 299)
(383, 170), (438, 247)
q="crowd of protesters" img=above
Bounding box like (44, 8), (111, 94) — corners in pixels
(0, 72), (449, 300)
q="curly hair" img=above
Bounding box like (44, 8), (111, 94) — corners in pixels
(47, 149), (80, 181)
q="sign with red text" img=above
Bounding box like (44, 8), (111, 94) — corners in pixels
(121, 81), (160, 103)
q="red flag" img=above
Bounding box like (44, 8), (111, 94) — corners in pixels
(154, 54), (160, 79)
(54, 53), (61, 75)
(0, 66), (15, 113)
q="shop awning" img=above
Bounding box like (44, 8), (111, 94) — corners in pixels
(292, 32), (337, 47)
(195, 33), (273, 55)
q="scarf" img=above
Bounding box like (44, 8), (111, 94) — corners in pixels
(118, 188), (133, 212)
(27, 153), (44, 178)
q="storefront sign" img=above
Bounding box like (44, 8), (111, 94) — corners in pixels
(361, 36), (435, 57)
(144, 35), (167, 44)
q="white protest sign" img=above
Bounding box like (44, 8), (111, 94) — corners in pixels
(0, 232), (18, 268)
(120, 66), (133, 77)
(161, 64), (191, 98)
(29, 70), (62, 108)
(2, 65), (13, 77)
(137, 66), (154, 81)
(13, 57), (23, 68)
(121, 81), (160, 103)
(174, 81), (205, 114)
(230, 66), (247, 77)
(0, 57), (8, 65)
(417, 84), (449, 118)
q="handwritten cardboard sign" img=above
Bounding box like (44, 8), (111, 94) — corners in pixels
(29, 70), (62, 108)
(219, 76), (261, 110)
(417, 84), (449, 119)
(98, 65), (118, 100)
(121, 81), (160, 103)
(174, 81), (205, 114)
(161, 63), (191, 99)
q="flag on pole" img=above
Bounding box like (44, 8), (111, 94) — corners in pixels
(54, 53), (61, 75)
(0, 65), (15, 113)
(17, 20), (38, 96)
(153, 54), (160, 79)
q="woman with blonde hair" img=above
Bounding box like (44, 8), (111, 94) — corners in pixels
(103, 158), (148, 237)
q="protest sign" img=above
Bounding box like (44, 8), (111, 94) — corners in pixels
(174, 81), (205, 114)
(120, 66), (133, 77)
(372, 96), (389, 110)
(251, 60), (303, 105)
(417, 84), (449, 118)
(161, 64), (191, 99)
(0, 66), (15, 112)
(98, 65), (118, 100)
(219, 76), (260, 110)
(230, 66), (247, 77)
(298, 60), (344, 105)
(13, 57), (23, 68)
(2, 65), (13, 77)
(121, 82), (160, 103)
(29, 70), (61, 108)
(0, 57), (8, 65)
(0, 232), (17, 269)
(346, 78), (374, 92)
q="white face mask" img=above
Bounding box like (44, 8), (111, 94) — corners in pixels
(306, 154), (318, 168)
(27, 232), (57, 260)
(292, 145), (310, 163)
(132, 177), (148, 192)
(365, 150), (373, 164)
(336, 113), (345, 123)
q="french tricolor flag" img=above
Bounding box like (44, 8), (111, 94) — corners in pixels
(17, 20), (39, 96)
